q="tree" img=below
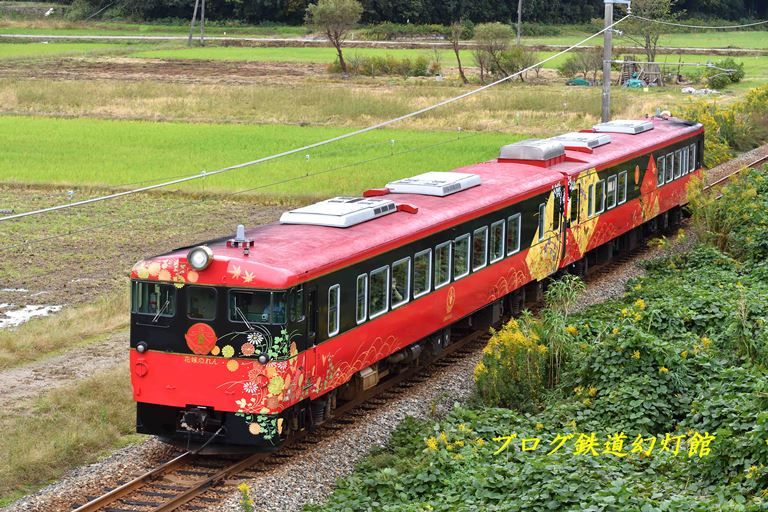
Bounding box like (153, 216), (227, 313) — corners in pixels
(474, 22), (514, 79)
(446, 20), (473, 84)
(305, 0), (363, 75)
(624, 0), (681, 63)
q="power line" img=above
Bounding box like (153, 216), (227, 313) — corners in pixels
(0, 14), (630, 224)
(629, 15), (768, 30)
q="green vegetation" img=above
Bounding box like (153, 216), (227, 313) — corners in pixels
(330, 53), (440, 77)
(681, 84), (768, 166)
(0, 41), (130, 59)
(0, 367), (137, 505)
(0, 116), (518, 197)
(308, 168), (768, 510)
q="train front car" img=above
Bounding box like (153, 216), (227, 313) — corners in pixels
(129, 228), (311, 451)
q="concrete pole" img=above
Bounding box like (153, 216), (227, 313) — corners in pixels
(601, 1), (614, 123)
(188, 0), (200, 47)
(200, 0), (206, 46)
(516, 0), (523, 45)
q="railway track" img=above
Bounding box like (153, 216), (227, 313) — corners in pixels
(70, 151), (768, 512)
(71, 330), (487, 512)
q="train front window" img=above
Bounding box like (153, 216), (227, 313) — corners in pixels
(229, 290), (286, 324)
(187, 286), (216, 320)
(132, 282), (176, 318)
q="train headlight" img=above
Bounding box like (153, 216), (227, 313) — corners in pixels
(258, 353), (269, 365)
(187, 246), (213, 271)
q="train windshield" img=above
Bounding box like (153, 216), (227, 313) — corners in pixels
(132, 282), (176, 318)
(229, 290), (286, 325)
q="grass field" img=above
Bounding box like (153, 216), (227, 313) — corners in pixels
(1, 19), (765, 49)
(0, 41), (141, 59)
(0, 19), (309, 37)
(0, 116), (520, 197)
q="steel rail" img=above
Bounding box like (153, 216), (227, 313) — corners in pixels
(705, 154), (768, 190)
(71, 451), (194, 512)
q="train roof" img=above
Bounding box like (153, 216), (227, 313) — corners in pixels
(132, 117), (702, 289)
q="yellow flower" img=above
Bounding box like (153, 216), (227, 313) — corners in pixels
(537, 344), (548, 354)
(701, 336), (712, 348)
(633, 313), (642, 321)
(475, 438), (486, 446)
(573, 386), (584, 396)
(659, 366), (669, 374)
(582, 398), (592, 406)
(567, 420), (577, 429)
(621, 308), (630, 318)
(587, 386), (598, 397)
(633, 284), (642, 291)
(680, 350), (688, 359)
(458, 423), (469, 432)
(455, 440), (465, 447)
(612, 327), (620, 335)
(535, 422), (544, 431)
(238, 483), (250, 493)
(439, 431), (449, 444)
(634, 298), (646, 310)
(425, 437), (438, 451)
(565, 325), (578, 335)
(632, 350), (641, 359)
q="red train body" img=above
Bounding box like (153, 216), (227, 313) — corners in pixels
(129, 117), (704, 449)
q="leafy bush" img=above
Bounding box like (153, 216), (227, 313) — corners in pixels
(475, 316), (547, 411)
(328, 54), (437, 77)
(357, 22), (448, 40)
(557, 48), (603, 82)
(705, 57), (745, 89)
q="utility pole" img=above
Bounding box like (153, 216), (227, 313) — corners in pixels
(188, 0), (200, 47)
(601, 0), (630, 122)
(516, 0), (523, 45)
(200, 0), (206, 46)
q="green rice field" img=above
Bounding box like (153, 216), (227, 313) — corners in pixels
(0, 116), (519, 198)
(0, 41), (128, 59)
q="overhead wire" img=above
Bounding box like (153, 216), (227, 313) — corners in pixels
(628, 15), (768, 30)
(0, 14), (631, 223)
(0, 130), (485, 257)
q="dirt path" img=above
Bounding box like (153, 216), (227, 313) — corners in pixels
(0, 330), (126, 414)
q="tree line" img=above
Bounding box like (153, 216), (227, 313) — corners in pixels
(58, 0), (768, 24)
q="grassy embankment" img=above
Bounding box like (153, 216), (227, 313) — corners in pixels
(0, 367), (138, 507)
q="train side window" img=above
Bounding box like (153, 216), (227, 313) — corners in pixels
(413, 249), (432, 299)
(595, 180), (606, 214)
(617, 171), (628, 205)
(230, 290), (285, 324)
(490, 220), (505, 263)
(507, 214), (521, 255)
(588, 184), (595, 217)
(355, 274), (367, 324)
(689, 144), (696, 172)
(453, 234), (470, 280)
(666, 153), (674, 183)
(391, 257), (411, 309)
(289, 286), (304, 323)
(569, 186), (580, 223)
(133, 281), (176, 317)
(473, 226), (489, 271)
(674, 149), (683, 178)
(657, 156), (666, 187)
(187, 286), (216, 320)
(606, 176), (617, 209)
(328, 284), (340, 337)
(369, 266), (390, 319)
(537, 203), (546, 241)
(681, 147), (689, 175)
(434, 241), (452, 289)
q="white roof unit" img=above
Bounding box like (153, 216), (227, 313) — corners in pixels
(551, 132), (612, 150)
(385, 172), (481, 197)
(592, 120), (654, 135)
(499, 139), (565, 161)
(279, 197), (397, 228)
